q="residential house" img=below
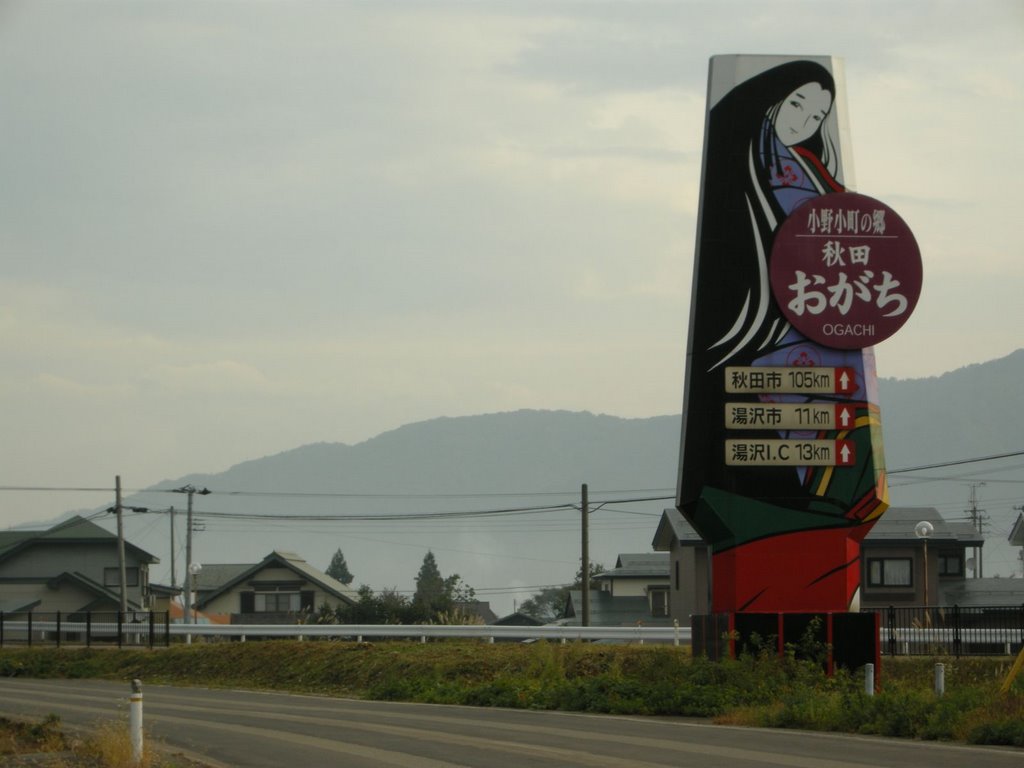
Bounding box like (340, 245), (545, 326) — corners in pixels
(651, 512), (710, 622)
(148, 583), (182, 615)
(1010, 513), (1024, 577)
(193, 550), (358, 624)
(653, 505), (1020, 624)
(858, 506), (984, 609)
(562, 590), (675, 628)
(561, 552), (674, 627)
(492, 611), (544, 627)
(593, 553), (671, 618)
(0, 515), (158, 614)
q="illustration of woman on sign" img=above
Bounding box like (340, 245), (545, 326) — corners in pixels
(695, 60), (844, 374)
(678, 59), (887, 612)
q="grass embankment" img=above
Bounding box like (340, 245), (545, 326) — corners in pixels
(2, 642), (1022, 747)
(0, 713), (206, 767)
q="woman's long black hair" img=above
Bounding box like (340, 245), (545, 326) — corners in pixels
(679, 60), (840, 510)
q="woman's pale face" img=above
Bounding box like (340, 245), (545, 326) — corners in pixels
(774, 82), (832, 146)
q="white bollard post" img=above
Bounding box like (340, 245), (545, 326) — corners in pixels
(674, 619), (680, 647)
(935, 663), (945, 696)
(129, 679), (143, 766)
(864, 663), (875, 696)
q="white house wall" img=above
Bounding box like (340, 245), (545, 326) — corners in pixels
(202, 582), (347, 616)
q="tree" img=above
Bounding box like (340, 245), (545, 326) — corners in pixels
(411, 551), (476, 623)
(519, 562), (605, 622)
(325, 548), (354, 585)
(340, 584), (412, 624)
(412, 551), (447, 621)
(518, 587), (568, 623)
(575, 561), (606, 586)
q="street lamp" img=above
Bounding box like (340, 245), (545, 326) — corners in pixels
(188, 562), (203, 625)
(915, 520), (934, 612)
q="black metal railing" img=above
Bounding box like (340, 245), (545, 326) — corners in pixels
(0, 611), (170, 648)
(879, 604), (1024, 657)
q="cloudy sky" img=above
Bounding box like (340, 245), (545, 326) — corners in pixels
(2, 0), (1022, 538)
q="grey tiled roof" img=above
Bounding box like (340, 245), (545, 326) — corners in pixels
(595, 552), (669, 579)
(194, 550), (358, 608)
(0, 515), (158, 563)
(865, 507), (983, 544)
(1009, 513), (1024, 546)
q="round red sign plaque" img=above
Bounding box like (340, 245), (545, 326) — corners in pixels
(769, 192), (922, 350)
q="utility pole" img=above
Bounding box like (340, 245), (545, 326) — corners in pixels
(967, 483), (986, 578)
(169, 506), (177, 590)
(581, 483), (590, 628)
(115, 475), (128, 613)
(107, 479), (147, 614)
(172, 485), (211, 626)
(1015, 505), (1024, 578)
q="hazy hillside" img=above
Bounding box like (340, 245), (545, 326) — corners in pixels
(878, 348), (1024, 466)
(78, 350), (1024, 614)
(188, 410), (681, 494)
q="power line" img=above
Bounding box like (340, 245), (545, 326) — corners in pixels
(156, 487), (676, 500)
(888, 450), (1024, 475)
(0, 486), (115, 493)
(3, 447), (1024, 500)
(124, 494), (672, 524)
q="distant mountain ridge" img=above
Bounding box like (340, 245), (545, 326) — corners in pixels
(877, 348), (1024, 466)
(174, 410), (682, 495)
(63, 349), (1024, 612)
(177, 349), (1024, 494)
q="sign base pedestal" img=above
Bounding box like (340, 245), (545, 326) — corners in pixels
(691, 611), (880, 680)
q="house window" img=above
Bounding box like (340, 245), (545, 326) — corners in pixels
(938, 554), (963, 577)
(104, 567), (139, 587)
(254, 592), (301, 612)
(867, 558), (912, 587)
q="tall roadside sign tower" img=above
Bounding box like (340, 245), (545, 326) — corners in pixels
(678, 56), (921, 662)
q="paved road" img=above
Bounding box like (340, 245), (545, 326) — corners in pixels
(0, 678), (1020, 767)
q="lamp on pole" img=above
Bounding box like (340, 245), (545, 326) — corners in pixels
(171, 485), (210, 626)
(915, 520), (934, 609)
(188, 562), (203, 624)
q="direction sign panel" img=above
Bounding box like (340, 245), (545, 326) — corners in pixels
(726, 439), (857, 467)
(725, 402), (858, 431)
(725, 366), (857, 395)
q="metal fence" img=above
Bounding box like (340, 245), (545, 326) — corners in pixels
(0, 611), (171, 648)
(0, 612), (686, 647)
(880, 604), (1024, 657)
(2, 606), (1021, 656)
